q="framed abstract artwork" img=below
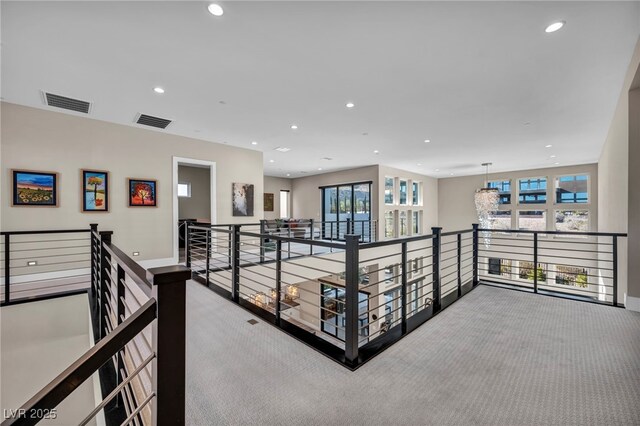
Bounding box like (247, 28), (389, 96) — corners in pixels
(232, 183), (254, 216)
(12, 170), (58, 207)
(128, 178), (157, 207)
(264, 193), (274, 212)
(82, 169), (109, 212)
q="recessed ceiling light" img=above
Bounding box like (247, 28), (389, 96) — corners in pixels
(208, 3), (224, 16)
(290, 124), (298, 130)
(373, 150), (379, 154)
(545, 144), (553, 148)
(275, 147), (291, 152)
(286, 173), (291, 177)
(435, 169), (440, 172)
(269, 159), (275, 163)
(554, 162), (560, 165)
(545, 21), (565, 33)
(153, 87), (165, 94)
(346, 102), (355, 108)
(424, 139), (431, 143)
(318, 167), (323, 171)
(251, 141), (258, 145)
(417, 163), (422, 166)
(550, 155), (556, 158)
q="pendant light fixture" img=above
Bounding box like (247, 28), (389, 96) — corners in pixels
(474, 162), (500, 246)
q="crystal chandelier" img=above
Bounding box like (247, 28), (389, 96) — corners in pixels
(474, 162), (500, 247)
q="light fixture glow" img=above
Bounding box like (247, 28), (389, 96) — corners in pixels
(269, 159), (275, 163)
(435, 169), (440, 172)
(153, 87), (165, 94)
(424, 139), (431, 143)
(545, 21), (565, 33)
(251, 141), (258, 145)
(474, 162), (500, 247)
(290, 124), (298, 130)
(554, 162), (560, 165)
(373, 150), (379, 154)
(417, 163), (422, 166)
(550, 155), (556, 158)
(346, 102), (355, 108)
(286, 173), (291, 177)
(208, 3), (224, 16)
(318, 167), (323, 171)
(545, 144), (553, 148)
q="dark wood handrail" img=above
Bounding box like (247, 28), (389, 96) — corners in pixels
(1, 299), (157, 426)
(0, 228), (91, 236)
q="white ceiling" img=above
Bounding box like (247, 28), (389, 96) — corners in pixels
(2, 1), (639, 178)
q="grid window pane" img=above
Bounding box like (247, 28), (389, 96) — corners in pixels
(555, 210), (589, 232)
(518, 210), (546, 231)
(399, 180), (408, 205)
(519, 178), (547, 204)
(385, 211), (394, 238)
(385, 178), (394, 205)
(412, 182), (420, 205)
(489, 210), (511, 230)
(555, 175), (589, 203)
(487, 180), (511, 204)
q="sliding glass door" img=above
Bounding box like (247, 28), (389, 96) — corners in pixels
(321, 182), (371, 240)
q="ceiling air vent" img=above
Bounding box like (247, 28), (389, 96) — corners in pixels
(135, 113), (172, 129)
(43, 92), (91, 113)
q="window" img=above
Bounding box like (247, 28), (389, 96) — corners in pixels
(385, 211), (395, 238)
(518, 261), (547, 283)
(321, 284), (369, 340)
(177, 183), (191, 198)
(488, 210), (511, 230)
(384, 177), (394, 205)
(487, 180), (511, 204)
(412, 210), (421, 234)
(518, 177), (547, 204)
(488, 258), (512, 278)
(399, 180), (408, 205)
(279, 190), (290, 219)
(555, 210), (589, 232)
(555, 175), (589, 204)
(518, 210), (546, 231)
(399, 211), (408, 236)
(555, 265), (588, 288)
(412, 182), (420, 205)
(321, 182), (371, 240)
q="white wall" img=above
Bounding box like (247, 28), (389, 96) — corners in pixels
(291, 166), (379, 221)
(437, 164), (598, 232)
(1, 103), (264, 261)
(263, 176), (292, 220)
(178, 165), (210, 221)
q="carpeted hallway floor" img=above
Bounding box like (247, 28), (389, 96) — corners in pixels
(185, 281), (640, 425)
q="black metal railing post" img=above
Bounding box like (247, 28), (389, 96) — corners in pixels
(346, 218), (352, 240)
(185, 224), (191, 269)
(612, 235), (618, 307)
(401, 241), (408, 335)
(472, 224), (479, 286)
(205, 229), (211, 286)
(275, 239), (282, 326)
(457, 233), (462, 298)
(259, 220), (266, 264)
(231, 225), (241, 303)
(90, 224), (98, 299)
(533, 232), (538, 294)
(344, 234), (360, 365)
(4, 233), (10, 304)
(309, 219), (314, 255)
(116, 263), (126, 407)
(432, 227), (442, 312)
(99, 231), (113, 339)
(146, 265), (190, 426)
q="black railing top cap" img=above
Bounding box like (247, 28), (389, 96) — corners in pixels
(146, 265), (192, 285)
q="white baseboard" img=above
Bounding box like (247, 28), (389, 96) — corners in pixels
(135, 257), (179, 269)
(624, 294), (640, 312)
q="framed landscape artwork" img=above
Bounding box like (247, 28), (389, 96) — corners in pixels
(128, 178), (157, 207)
(264, 193), (274, 212)
(82, 170), (109, 212)
(12, 170), (58, 207)
(232, 183), (254, 216)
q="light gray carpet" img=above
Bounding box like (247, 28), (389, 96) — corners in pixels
(185, 281), (640, 425)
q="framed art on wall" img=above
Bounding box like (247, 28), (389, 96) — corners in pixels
(128, 178), (157, 207)
(12, 170), (58, 207)
(264, 193), (274, 212)
(232, 183), (254, 216)
(82, 169), (109, 212)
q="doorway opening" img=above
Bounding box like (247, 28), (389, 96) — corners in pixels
(321, 181), (371, 240)
(172, 157), (216, 264)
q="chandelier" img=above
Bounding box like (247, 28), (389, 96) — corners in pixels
(474, 162), (499, 246)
